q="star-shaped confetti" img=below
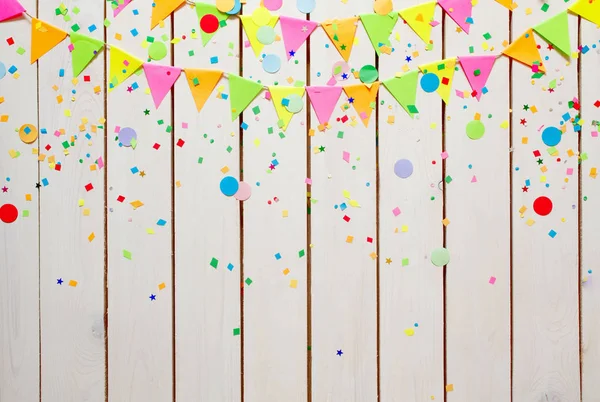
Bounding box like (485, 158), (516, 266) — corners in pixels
(149, 294), (156, 301)
(336, 349), (343, 356)
(57, 278), (63, 285)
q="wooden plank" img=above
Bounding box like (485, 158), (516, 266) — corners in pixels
(444, 3), (511, 401)
(0, 0), (40, 400)
(173, 3), (241, 401)
(581, 15), (600, 401)
(37, 0), (106, 400)
(106, 2), (172, 400)
(241, 3), (308, 401)
(309, 3), (377, 401)
(511, 3), (580, 400)
(378, 1), (444, 400)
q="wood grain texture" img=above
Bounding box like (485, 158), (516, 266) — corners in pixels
(173, 3), (241, 401)
(511, 2), (580, 400)
(378, 1), (444, 401)
(310, 2), (377, 401)
(38, 0), (105, 400)
(0, 0), (40, 400)
(444, 2), (511, 401)
(106, 1), (172, 400)
(241, 1), (308, 401)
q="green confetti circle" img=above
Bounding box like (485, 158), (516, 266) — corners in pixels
(148, 42), (168, 61)
(256, 25), (276, 45)
(285, 94), (304, 113)
(359, 64), (378, 84)
(466, 120), (485, 140)
(431, 247), (450, 267)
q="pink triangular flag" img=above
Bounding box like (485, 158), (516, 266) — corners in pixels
(307, 86), (343, 126)
(438, 0), (472, 34)
(280, 16), (318, 60)
(143, 63), (182, 108)
(459, 55), (496, 101)
(0, 0), (25, 22)
(113, 0), (133, 17)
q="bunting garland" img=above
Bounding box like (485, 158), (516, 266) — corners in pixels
(502, 29), (545, 73)
(359, 12), (398, 56)
(111, 0), (133, 17)
(30, 18), (68, 64)
(399, 1), (437, 44)
(533, 11), (571, 57)
(108, 46), (144, 92)
(458, 55), (496, 101)
(228, 74), (264, 121)
(321, 17), (359, 62)
(0, 0), (26, 22)
(343, 83), (380, 127)
(383, 71), (420, 117)
(240, 14), (279, 57)
(307, 86), (343, 126)
(143, 64), (182, 108)
(438, 0), (473, 33)
(184, 69), (223, 113)
(151, 0), (186, 29)
(70, 32), (105, 77)
(269, 86), (306, 131)
(569, 0), (600, 26)
(279, 16), (318, 60)
(419, 58), (457, 104)
(196, 3), (229, 46)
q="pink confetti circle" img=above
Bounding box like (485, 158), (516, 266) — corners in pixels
(234, 181), (252, 201)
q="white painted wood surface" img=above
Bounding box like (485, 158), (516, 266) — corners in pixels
(1, 0), (599, 401)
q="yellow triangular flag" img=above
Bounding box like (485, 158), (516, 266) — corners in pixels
(321, 17), (359, 62)
(569, 0), (600, 26)
(398, 1), (437, 44)
(151, 0), (186, 29)
(419, 57), (457, 104)
(108, 46), (144, 92)
(30, 18), (67, 64)
(240, 15), (279, 57)
(502, 29), (545, 73)
(343, 82), (380, 127)
(184, 69), (223, 113)
(268, 86), (306, 131)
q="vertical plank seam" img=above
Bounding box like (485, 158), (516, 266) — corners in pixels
(171, 13), (177, 402)
(103, 2), (109, 401)
(577, 14), (583, 402)
(306, 12), (313, 402)
(441, 14), (447, 402)
(36, 1), (41, 401)
(238, 8), (245, 402)
(375, 52), (381, 402)
(508, 8), (513, 402)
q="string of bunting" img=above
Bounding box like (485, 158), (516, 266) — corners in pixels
(1, 0), (598, 131)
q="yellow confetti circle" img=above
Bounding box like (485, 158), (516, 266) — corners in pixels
(216, 0), (235, 13)
(19, 124), (38, 144)
(374, 0), (393, 15)
(252, 6), (272, 26)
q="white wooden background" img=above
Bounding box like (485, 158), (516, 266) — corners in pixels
(0, 0), (597, 401)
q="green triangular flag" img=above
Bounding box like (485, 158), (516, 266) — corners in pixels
(359, 12), (398, 55)
(229, 74), (264, 121)
(533, 11), (571, 57)
(195, 3), (229, 46)
(70, 32), (104, 77)
(383, 70), (419, 117)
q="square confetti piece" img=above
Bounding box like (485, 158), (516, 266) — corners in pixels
(123, 250), (132, 260)
(489, 276), (496, 285)
(210, 257), (219, 269)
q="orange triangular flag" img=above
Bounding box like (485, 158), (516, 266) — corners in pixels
(502, 29), (545, 72)
(495, 0), (517, 11)
(343, 82), (380, 127)
(151, 0), (186, 29)
(321, 17), (359, 61)
(30, 18), (67, 64)
(184, 69), (223, 113)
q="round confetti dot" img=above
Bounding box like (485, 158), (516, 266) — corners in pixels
(19, 124), (38, 144)
(533, 196), (553, 216)
(200, 14), (220, 34)
(285, 94), (304, 113)
(118, 127), (137, 147)
(394, 159), (413, 179)
(234, 181), (252, 201)
(542, 126), (562, 147)
(252, 7), (272, 26)
(226, 0), (242, 14)
(0, 204), (18, 224)
(359, 64), (378, 84)
(332, 61), (350, 81)
(466, 120), (485, 140)
(263, 0), (283, 10)
(431, 247), (450, 267)
(404, 328), (415, 336)
(216, 0), (235, 12)
(148, 41), (168, 61)
(374, 0), (393, 15)
(0, 61), (6, 80)
(297, 0), (316, 13)
(420, 72), (439, 93)
(257, 25), (276, 45)
(262, 54), (281, 74)
(220, 176), (239, 196)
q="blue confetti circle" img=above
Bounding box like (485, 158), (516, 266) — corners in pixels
(0, 62), (6, 80)
(420, 73), (439, 93)
(220, 176), (239, 196)
(542, 126), (562, 146)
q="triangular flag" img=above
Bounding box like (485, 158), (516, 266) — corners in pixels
(111, 0), (132, 17)
(268, 86), (306, 131)
(279, 16), (318, 60)
(398, 1), (437, 44)
(359, 13), (399, 55)
(240, 14), (279, 57)
(184, 69), (223, 113)
(382, 70), (419, 117)
(229, 74), (264, 121)
(0, 0), (25, 22)
(533, 11), (571, 57)
(70, 32), (104, 77)
(151, 0), (186, 29)
(438, 0), (472, 33)
(502, 29), (545, 72)
(458, 55), (496, 101)
(30, 18), (68, 64)
(494, 0), (517, 11)
(108, 46), (144, 91)
(321, 17), (359, 62)
(143, 64), (182, 108)
(569, 0), (600, 26)
(196, 3), (229, 46)
(419, 57), (457, 104)
(343, 82), (380, 127)
(307, 86), (343, 126)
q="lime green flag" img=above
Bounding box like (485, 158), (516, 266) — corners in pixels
(229, 74), (264, 121)
(383, 70), (419, 117)
(360, 12), (398, 55)
(533, 11), (571, 57)
(70, 32), (104, 77)
(196, 3), (228, 46)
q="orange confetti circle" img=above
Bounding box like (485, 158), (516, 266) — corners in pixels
(216, 0), (235, 13)
(374, 0), (393, 15)
(19, 124), (38, 144)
